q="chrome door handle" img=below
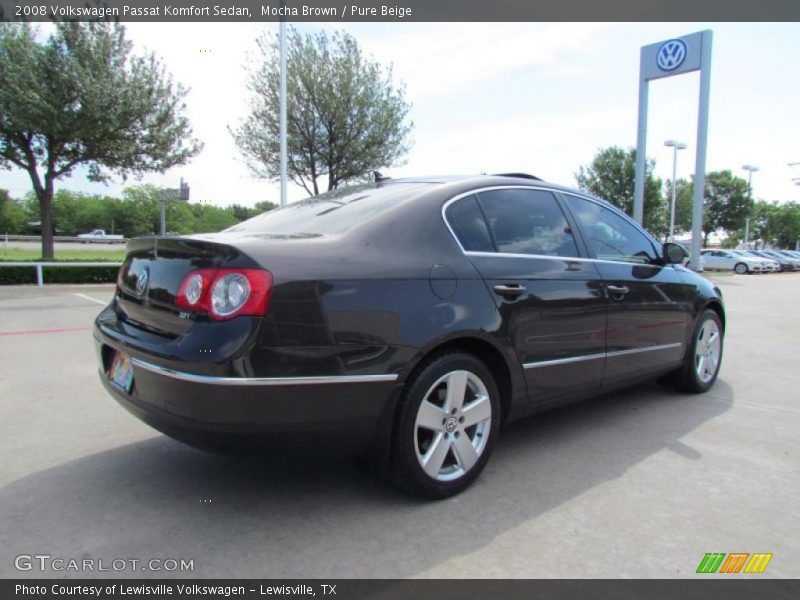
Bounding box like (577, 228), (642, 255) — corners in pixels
(606, 284), (630, 298)
(493, 284), (526, 297)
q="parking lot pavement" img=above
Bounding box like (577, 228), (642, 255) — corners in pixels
(1, 276), (798, 579)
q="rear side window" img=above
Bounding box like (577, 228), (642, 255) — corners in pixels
(477, 189), (579, 257)
(445, 195), (494, 252)
(224, 183), (431, 235)
(562, 194), (658, 264)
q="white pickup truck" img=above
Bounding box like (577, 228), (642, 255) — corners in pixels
(77, 229), (125, 243)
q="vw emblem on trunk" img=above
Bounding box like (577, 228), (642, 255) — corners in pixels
(135, 268), (150, 296)
(657, 39), (687, 72)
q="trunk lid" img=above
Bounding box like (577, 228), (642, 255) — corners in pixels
(116, 236), (253, 337)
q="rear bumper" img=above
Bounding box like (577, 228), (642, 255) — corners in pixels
(94, 328), (400, 455)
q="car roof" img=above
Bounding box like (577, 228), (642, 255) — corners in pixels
(384, 173), (612, 203)
(389, 173), (541, 184)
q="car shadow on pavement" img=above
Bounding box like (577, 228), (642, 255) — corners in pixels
(0, 380), (733, 578)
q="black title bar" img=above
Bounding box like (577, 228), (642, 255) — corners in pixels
(4, 579), (800, 600)
(1, 0), (800, 22)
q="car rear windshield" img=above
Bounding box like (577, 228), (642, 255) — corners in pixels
(224, 182), (431, 235)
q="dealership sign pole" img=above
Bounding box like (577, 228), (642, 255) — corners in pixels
(633, 30), (712, 271)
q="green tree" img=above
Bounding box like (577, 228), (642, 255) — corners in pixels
(191, 204), (239, 232)
(116, 185), (161, 237)
(232, 27), (412, 196)
(0, 188), (28, 234)
(164, 200), (197, 235)
(0, 23), (201, 259)
(763, 202), (800, 248)
(665, 173), (752, 246)
(575, 146), (666, 236)
(229, 203), (258, 221)
(254, 200), (278, 214)
(49, 190), (118, 235)
(226, 201), (278, 222)
(702, 170), (750, 246)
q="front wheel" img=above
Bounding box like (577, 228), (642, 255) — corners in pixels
(668, 309), (724, 393)
(734, 262), (748, 274)
(391, 352), (500, 499)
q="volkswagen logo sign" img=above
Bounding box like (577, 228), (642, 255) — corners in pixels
(657, 39), (687, 72)
(135, 267), (150, 297)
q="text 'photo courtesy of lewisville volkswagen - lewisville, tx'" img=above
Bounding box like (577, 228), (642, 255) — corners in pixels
(0, 1), (799, 598)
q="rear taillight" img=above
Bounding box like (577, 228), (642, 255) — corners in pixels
(176, 268), (273, 320)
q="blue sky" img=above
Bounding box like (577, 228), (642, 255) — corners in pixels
(2, 22), (798, 207)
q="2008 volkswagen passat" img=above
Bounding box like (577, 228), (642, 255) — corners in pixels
(95, 174), (725, 498)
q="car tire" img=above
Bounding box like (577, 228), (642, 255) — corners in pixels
(734, 262), (748, 274)
(390, 352), (501, 499)
(666, 309), (724, 393)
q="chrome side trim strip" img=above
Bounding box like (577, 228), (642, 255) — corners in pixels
(523, 352), (606, 369)
(605, 342), (683, 358)
(131, 358), (399, 386)
(523, 342), (682, 369)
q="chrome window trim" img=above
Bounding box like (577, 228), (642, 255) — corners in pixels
(131, 357), (399, 386)
(441, 185), (663, 266)
(522, 342), (683, 369)
(441, 185), (563, 256)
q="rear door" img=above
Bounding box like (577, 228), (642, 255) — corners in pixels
(560, 194), (692, 387)
(445, 187), (607, 405)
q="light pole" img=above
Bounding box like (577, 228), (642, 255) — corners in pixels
(664, 140), (687, 243)
(279, 5), (287, 208)
(742, 164), (759, 247)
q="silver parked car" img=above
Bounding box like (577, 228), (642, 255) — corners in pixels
(772, 251), (800, 271)
(700, 249), (768, 274)
(729, 250), (780, 273)
(759, 250), (800, 272)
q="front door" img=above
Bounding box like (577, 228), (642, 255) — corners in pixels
(560, 193), (693, 386)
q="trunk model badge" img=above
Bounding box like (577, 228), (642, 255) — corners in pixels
(135, 267), (150, 296)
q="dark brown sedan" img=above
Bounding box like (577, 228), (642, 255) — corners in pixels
(95, 174), (725, 497)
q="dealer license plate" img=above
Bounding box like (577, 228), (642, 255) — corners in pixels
(108, 351), (134, 393)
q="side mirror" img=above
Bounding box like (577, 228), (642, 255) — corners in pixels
(663, 242), (688, 264)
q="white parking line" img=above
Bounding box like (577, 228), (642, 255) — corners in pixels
(74, 293), (108, 306)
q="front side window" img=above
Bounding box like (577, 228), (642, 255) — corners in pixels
(562, 194), (658, 264)
(476, 189), (579, 257)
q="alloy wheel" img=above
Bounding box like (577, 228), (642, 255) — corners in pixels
(413, 370), (492, 482)
(695, 319), (722, 384)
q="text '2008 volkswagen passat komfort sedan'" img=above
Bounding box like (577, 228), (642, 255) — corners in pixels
(95, 174), (725, 498)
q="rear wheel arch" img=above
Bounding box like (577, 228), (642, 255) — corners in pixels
(399, 336), (518, 424)
(357, 334), (519, 479)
